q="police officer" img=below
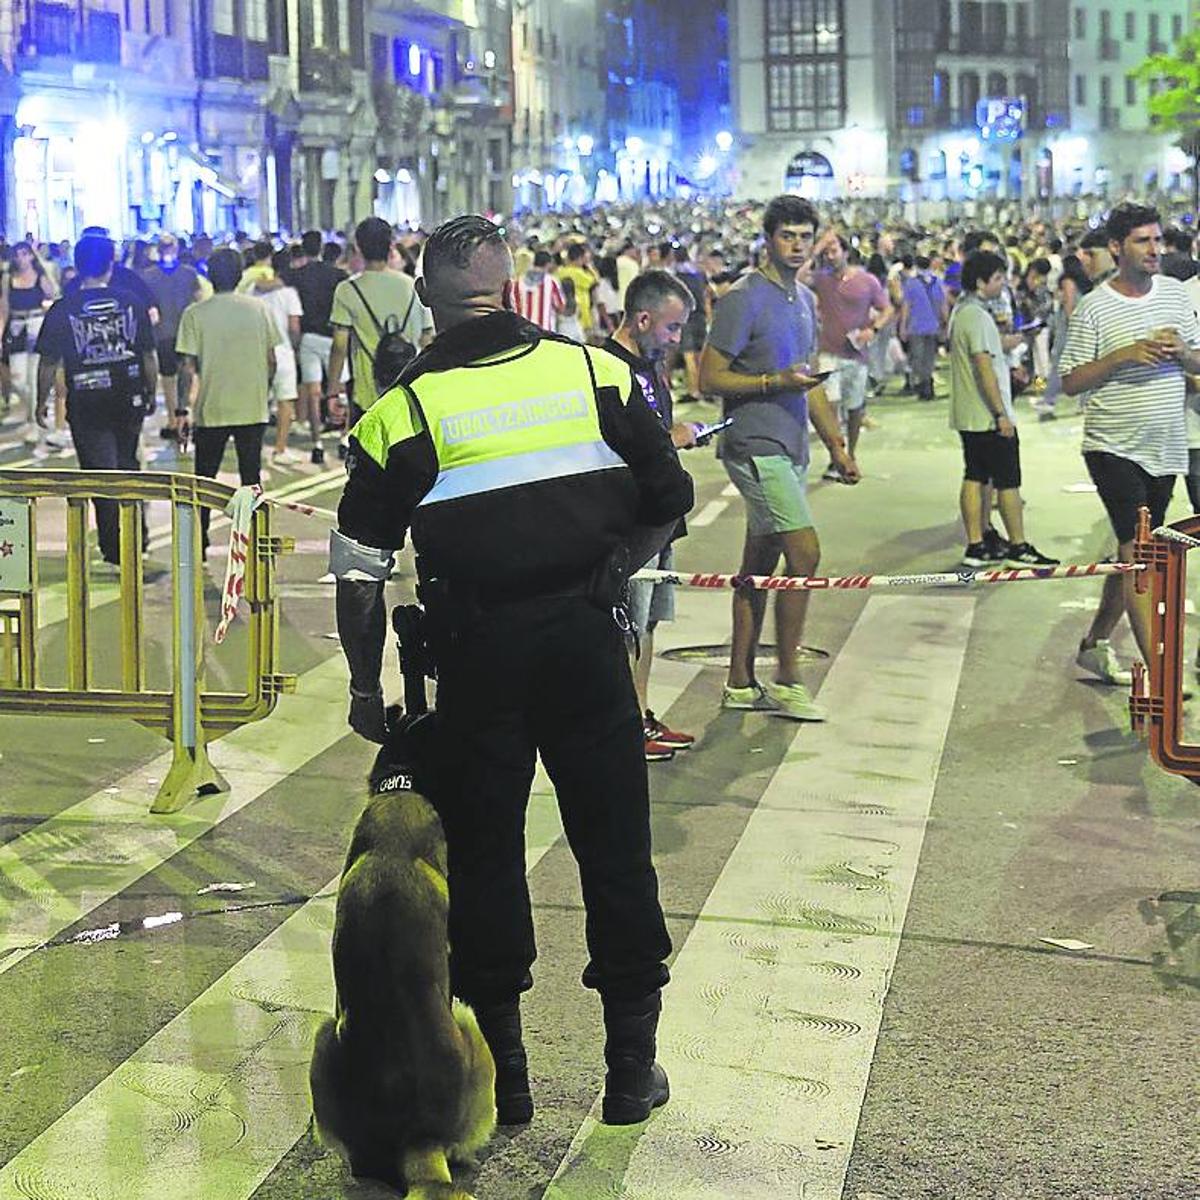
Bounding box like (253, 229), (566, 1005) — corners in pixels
(330, 215), (694, 1127)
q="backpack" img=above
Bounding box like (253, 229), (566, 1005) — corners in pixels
(349, 278), (419, 396)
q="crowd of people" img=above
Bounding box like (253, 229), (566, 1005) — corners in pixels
(1, 193), (1198, 726)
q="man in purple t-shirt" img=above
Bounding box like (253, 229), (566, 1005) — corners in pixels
(812, 235), (893, 478)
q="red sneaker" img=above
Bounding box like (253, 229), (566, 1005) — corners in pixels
(644, 732), (676, 763)
(644, 710), (694, 750)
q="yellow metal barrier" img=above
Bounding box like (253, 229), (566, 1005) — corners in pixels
(0, 469), (297, 813)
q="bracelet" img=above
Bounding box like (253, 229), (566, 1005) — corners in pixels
(174, 407), (189, 417)
(349, 685), (382, 701)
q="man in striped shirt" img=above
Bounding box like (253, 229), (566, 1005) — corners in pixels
(510, 250), (566, 332)
(1061, 202), (1200, 685)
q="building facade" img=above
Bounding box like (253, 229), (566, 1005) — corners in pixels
(1064, 1), (1192, 196)
(0, 0), (514, 239)
(367, 0), (513, 228)
(730, 0), (1194, 203)
(510, 0), (604, 211)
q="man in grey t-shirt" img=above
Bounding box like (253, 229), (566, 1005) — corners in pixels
(700, 195), (858, 724)
(948, 251), (1057, 570)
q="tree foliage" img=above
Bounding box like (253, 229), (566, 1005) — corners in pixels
(1130, 30), (1200, 157)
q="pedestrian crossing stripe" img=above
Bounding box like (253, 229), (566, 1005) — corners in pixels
(545, 595), (973, 1200)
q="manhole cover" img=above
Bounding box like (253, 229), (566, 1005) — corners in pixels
(660, 643), (829, 669)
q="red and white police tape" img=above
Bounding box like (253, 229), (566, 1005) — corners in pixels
(213, 484), (1148, 642)
(629, 562), (1141, 591)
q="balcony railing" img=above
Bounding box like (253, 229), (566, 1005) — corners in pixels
(940, 32), (1029, 55)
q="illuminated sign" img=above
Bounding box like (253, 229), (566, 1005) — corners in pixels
(975, 97), (1026, 142)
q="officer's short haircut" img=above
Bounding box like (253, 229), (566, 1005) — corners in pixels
(566, 241), (588, 262)
(423, 214), (507, 277)
(533, 250), (553, 268)
(962, 250), (1006, 293)
(355, 216), (393, 263)
(623, 269), (695, 321)
(75, 235), (114, 279)
(301, 230), (323, 258)
(763, 195), (819, 237)
(207, 247), (244, 292)
(1106, 201), (1161, 247)
(915, 255), (930, 270)
(248, 239), (273, 264)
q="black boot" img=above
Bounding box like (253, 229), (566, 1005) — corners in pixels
(473, 999), (533, 1125)
(601, 990), (670, 1125)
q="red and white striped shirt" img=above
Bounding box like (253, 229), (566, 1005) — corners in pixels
(513, 272), (566, 332)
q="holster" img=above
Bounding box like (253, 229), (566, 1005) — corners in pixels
(588, 542), (631, 613)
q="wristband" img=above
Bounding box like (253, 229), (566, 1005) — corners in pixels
(175, 407), (189, 417)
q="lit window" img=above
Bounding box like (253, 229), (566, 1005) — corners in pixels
(213, 0), (234, 36)
(245, 0), (267, 41)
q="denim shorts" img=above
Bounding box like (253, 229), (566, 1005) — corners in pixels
(627, 544), (676, 635)
(723, 454), (815, 537)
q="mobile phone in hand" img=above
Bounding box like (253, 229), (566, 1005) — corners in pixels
(691, 417), (733, 446)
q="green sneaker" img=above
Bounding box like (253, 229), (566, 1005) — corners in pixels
(764, 680), (826, 722)
(720, 683), (780, 712)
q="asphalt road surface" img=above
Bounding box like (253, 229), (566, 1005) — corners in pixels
(1, 380), (1197, 1200)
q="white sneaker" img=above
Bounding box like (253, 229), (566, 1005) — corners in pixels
(44, 429), (72, 449)
(272, 447), (301, 464)
(764, 680), (827, 722)
(21, 423), (39, 445)
(1075, 639), (1132, 687)
(721, 682), (780, 712)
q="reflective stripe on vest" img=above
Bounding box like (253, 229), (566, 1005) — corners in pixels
(417, 439), (625, 506)
(407, 338), (633, 508)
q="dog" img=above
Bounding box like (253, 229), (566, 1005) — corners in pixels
(309, 709), (496, 1198)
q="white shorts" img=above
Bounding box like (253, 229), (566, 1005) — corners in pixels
(271, 345), (299, 402)
(297, 332), (348, 386)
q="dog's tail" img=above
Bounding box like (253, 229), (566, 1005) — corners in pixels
(448, 1001), (498, 1157)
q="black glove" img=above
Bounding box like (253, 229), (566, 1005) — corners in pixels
(348, 688), (387, 743)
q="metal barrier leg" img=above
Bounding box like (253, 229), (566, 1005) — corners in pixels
(152, 499), (228, 814)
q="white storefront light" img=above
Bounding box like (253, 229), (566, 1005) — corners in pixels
(374, 168), (391, 184)
(577, 134), (594, 157)
(396, 167), (413, 185)
(715, 130), (733, 152)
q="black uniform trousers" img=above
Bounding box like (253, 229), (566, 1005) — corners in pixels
(193, 423), (266, 551)
(433, 593), (671, 1008)
(69, 414), (145, 564)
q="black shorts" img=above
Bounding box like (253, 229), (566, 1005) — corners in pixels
(156, 338), (179, 377)
(960, 429), (1021, 490)
(1083, 450), (1176, 545)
